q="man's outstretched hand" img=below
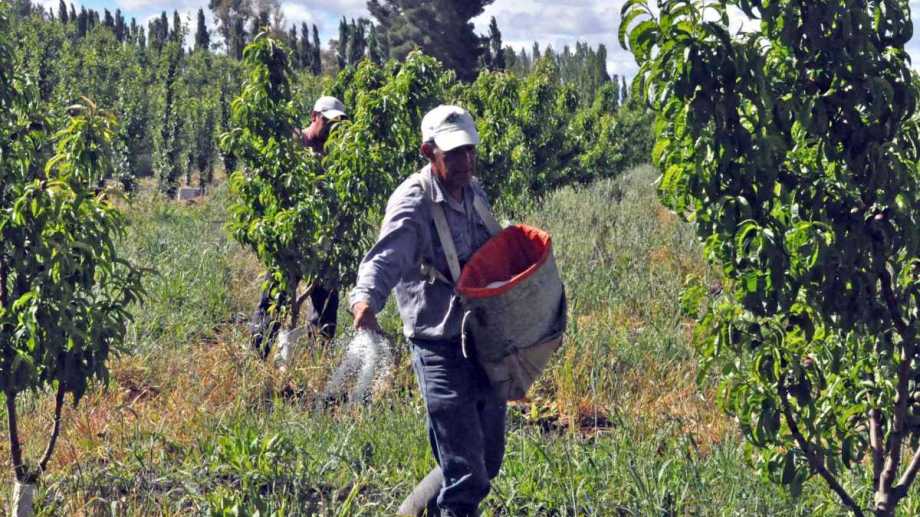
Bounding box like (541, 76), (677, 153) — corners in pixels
(351, 301), (383, 335)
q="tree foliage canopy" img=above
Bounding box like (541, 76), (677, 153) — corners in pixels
(623, 0), (920, 514)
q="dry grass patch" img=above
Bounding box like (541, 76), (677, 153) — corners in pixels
(0, 332), (299, 477)
(619, 360), (730, 453)
(226, 246), (264, 319)
(547, 304), (731, 450)
(655, 205), (677, 227)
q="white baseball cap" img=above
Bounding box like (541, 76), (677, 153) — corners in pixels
(421, 105), (480, 151)
(313, 96), (347, 121)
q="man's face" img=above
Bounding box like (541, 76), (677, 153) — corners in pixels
(310, 111), (336, 143)
(429, 144), (476, 191)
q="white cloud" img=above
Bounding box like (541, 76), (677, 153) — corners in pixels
(33, 0), (57, 12)
(117, 0), (194, 12)
(281, 2), (318, 27)
(475, 0), (637, 76)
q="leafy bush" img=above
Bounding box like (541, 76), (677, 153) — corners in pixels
(623, 0), (920, 514)
(1, 3), (144, 490)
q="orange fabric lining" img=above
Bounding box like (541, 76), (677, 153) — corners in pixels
(457, 224), (552, 300)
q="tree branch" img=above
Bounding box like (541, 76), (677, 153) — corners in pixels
(293, 282), (315, 320)
(893, 446), (920, 505)
(779, 385), (864, 516)
(880, 267), (909, 338)
(0, 257), (8, 309)
(289, 279), (314, 329)
(38, 384), (65, 472)
(871, 409), (884, 490)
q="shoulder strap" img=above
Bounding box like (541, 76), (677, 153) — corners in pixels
(473, 194), (502, 236)
(417, 171), (462, 284)
(416, 171), (504, 284)
(431, 201), (462, 283)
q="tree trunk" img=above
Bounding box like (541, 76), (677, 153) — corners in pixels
(779, 385), (863, 516)
(274, 281), (316, 367)
(289, 280), (314, 330)
(875, 269), (919, 514)
(6, 391), (28, 483)
(12, 480), (35, 517)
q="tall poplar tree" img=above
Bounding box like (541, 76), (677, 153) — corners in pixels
(114, 9), (126, 41)
(299, 22), (312, 70)
(487, 16), (504, 70)
(502, 46), (517, 71)
(288, 24), (298, 65)
(368, 23), (384, 64)
(620, 75), (627, 104)
(170, 10), (183, 45)
(231, 16), (246, 59)
(156, 11), (169, 49)
(519, 46), (531, 71)
(195, 8), (210, 51)
(209, 0), (252, 59)
(336, 17), (348, 69)
(347, 19), (367, 65)
(367, 0), (494, 81)
(76, 7), (87, 38)
(311, 24), (321, 75)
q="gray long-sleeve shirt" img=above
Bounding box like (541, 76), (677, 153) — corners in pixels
(349, 164), (494, 341)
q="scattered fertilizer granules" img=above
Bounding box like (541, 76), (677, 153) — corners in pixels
(318, 328), (394, 407)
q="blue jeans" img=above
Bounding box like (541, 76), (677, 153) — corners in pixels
(410, 337), (508, 515)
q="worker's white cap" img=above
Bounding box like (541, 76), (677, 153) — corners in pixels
(312, 96), (347, 121)
(421, 105), (480, 151)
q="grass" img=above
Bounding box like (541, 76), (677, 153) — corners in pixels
(522, 169), (716, 440)
(118, 182), (261, 353)
(3, 165), (913, 515)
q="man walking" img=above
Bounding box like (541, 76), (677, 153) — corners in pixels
(350, 105), (506, 516)
(250, 96), (347, 356)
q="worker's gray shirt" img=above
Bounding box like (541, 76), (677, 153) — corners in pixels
(349, 165), (495, 341)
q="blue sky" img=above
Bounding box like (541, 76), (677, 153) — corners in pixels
(34, 0), (920, 78)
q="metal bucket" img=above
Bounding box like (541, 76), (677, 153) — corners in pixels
(458, 225), (566, 401)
